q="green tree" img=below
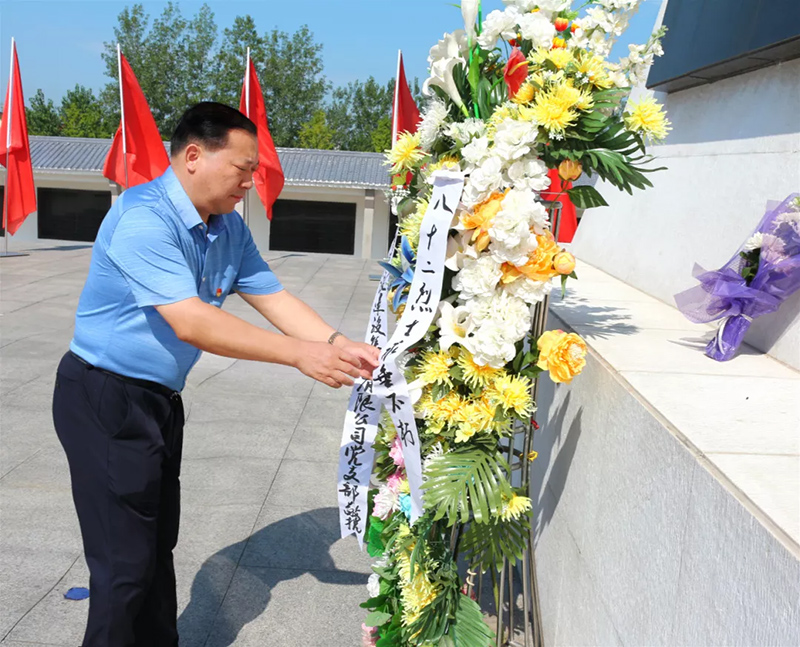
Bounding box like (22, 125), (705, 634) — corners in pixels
(26, 89), (61, 136)
(299, 110), (334, 150)
(60, 85), (111, 138)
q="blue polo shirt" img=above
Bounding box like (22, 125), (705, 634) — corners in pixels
(70, 166), (283, 391)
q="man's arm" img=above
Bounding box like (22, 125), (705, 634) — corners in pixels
(155, 297), (367, 388)
(236, 290), (380, 371)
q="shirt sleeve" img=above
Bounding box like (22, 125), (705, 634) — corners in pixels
(106, 207), (199, 307)
(233, 221), (284, 295)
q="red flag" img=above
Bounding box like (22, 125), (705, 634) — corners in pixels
(102, 50), (169, 188)
(0, 40), (36, 236)
(541, 169), (578, 243)
(391, 51), (420, 144)
(239, 56), (284, 220)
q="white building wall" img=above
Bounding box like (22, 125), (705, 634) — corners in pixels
(572, 56), (800, 369)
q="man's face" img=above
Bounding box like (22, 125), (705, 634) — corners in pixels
(193, 129), (259, 216)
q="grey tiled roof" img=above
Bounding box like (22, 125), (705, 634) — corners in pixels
(27, 135), (390, 190)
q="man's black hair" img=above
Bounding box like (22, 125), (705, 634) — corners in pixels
(170, 101), (257, 156)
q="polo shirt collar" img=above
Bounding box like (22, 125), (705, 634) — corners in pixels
(161, 166), (204, 230)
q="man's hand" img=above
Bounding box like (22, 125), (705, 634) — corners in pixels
(333, 337), (380, 377)
(295, 341), (373, 389)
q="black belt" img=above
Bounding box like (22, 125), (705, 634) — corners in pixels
(69, 351), (180, 400)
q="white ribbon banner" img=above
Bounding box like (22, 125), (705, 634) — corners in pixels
(338, 171), (465, 545)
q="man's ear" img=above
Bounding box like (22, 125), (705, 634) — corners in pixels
(183, 143), (202, 174)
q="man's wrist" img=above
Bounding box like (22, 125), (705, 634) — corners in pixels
(328, 331), (346, 347)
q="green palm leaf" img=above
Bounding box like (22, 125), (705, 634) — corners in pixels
(460, 513), (531, 572)
(422, 448), (513, 526)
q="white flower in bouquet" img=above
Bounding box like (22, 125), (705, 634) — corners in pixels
(465, 292), (533, 367)
(518, 12), (557, 48)
(497, 186), (550, 235)
(478, 7), (522, 49)
(461, 135), (492, 171)
(367, 573), (381, 598)
(505, 275), (553, 304)
(453, 255), (503, 300)
(437, 300), (476, 351)
(372, 483), (399, 520)
(445, 229), (480, 271)
(425, 31), (469, 109)
(447, 118), (487, 146)
(462, 0), (480, 39)
(742, 232), (765, 252)
(461, 156), (506, 205)
(505, 157), (552, 196)
(493, 118), (538, 162)
(600, 0), (641, 11)
(469, 323), (519, 368)
(486, 290), (533, 340)
(491, 235), (538, 267)
(418, 97), (450, 150)
(407, 377), (426, 407)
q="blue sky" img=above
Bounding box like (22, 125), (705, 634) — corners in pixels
(0, 0), (663, 106)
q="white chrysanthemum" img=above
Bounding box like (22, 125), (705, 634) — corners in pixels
(493, 118), (538, 162)
(505, 276), (553, 305)
(491, 234), (538, 267)
(453, 255), (503, 300)
(372, 483), (399, 520)
(447, 118), (487, 146)
(464, 292), (532, 367)
(505, 157), (551, 197)
(489, 290), (533, 340)
(461, 136), (491, 170)
(518, 12), (556, 47)
(461, 156), (505, 206)
(418, 97), (450, 150)
(488, 189), (539, 250)
(367, 573), (381, 598)
(478, 7), (521, 49)
(469, 324), (519, 368)
(742, 233), (764, 252)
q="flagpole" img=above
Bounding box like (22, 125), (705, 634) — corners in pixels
(4, 38), (16, 254)
(243, 46), (250, 227)
(117, 43), (129, 189)
(391, 49), (401, 146)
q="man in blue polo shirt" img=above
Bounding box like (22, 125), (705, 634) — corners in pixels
(52, 102), (378, 646)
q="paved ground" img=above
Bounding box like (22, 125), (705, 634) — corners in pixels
(0, 241), (382, 646)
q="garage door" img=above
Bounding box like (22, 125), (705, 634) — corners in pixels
(37, 188), (111, 242)
(269, 199), (356, 255)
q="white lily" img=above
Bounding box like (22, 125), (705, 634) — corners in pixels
(437, 301), (476, 352)
(445, 230), (479, 271)
(407, 377), (426, 406)
(461, 0), (480, 41)
(424, 31), (468, 110)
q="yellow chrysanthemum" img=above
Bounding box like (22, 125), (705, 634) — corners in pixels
(427, 155), (461, 173)
(624, 96), (671, 143)
(387, 131), (426, 174)
(453, 400), (495, 442)
(551, 81), (582, 110)
(416, 349), (454, 386)
(458, 351), (505, 389)
(498, 494), (533, 521)
(574, 54), (613, 89)
(530, 46), (573, 70)
(399, 199), (428, 251)
(531, 91), (578, 133)
(575, 87), (594, 111)
(488, 373), (534, 418)
(397, 551), (439, 626)
(512, 82), (536, 105)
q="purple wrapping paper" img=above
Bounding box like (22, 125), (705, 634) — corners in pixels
(675, 193), (800, 361)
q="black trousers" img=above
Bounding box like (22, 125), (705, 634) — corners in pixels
(53, 351), (184, 647)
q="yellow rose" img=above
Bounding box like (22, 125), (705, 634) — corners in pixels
(536, 330), (587, 383)
(553, 251), (576, 275)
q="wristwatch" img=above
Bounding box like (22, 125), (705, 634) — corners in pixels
(327, 331), (344, 345)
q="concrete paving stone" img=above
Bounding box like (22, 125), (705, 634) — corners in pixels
(204, 567), (368, 647)
(185, 393), (308, 426)
(284, 420), (343, 464)
(0, 548), (81, 638)
(264, 460), (339, 511)
(0, 446), (72, 491)
(5, 557), (89, 646)
(180, 456), (281, 508)
(178, 503), (266, 563)
(239, 504), (372, 575)
(295, 396), (349, 436)
(183, 419), (294, 461)
(0, 359), (58, 395)
(0, 486), (81, 554)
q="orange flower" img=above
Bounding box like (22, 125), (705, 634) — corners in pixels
(552, 37), (567, 49)
(509, 231), (561, 282)
(460, 191), (506, 252)
(554, 18), (569, 32)
(553, 251), (576, 275)
(558, 159), (582, 182)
